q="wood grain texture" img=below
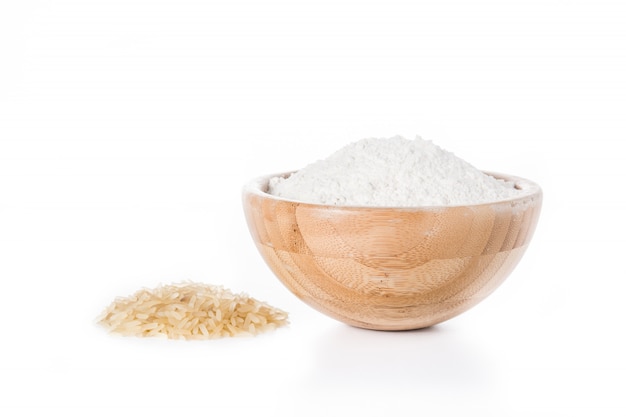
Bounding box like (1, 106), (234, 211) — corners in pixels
(243, 172), (542, 330)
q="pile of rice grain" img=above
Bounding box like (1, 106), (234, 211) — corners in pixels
(97, 282), (289, 340)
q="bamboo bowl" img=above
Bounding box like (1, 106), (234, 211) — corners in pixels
(242, 172), (542, 330)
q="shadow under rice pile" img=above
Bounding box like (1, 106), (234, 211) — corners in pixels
(97, 282), (289, 339)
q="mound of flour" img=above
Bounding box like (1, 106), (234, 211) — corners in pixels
(268, 136), (522, 207)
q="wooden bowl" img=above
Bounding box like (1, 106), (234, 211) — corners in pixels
(242, 172), (542, 330)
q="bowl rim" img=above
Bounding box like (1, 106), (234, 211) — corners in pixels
(243, 171), (542, 210)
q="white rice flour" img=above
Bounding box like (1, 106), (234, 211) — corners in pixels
(268, 136), (523, 207)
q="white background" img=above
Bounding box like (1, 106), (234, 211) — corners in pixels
(1, 0), (625, 415)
